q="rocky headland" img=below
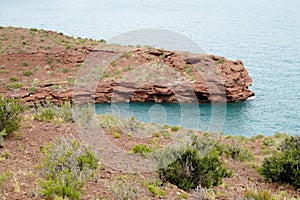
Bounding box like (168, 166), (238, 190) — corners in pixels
(0, 27), (254, 105)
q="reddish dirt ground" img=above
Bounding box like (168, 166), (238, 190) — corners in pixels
(0, 27), (299, 200)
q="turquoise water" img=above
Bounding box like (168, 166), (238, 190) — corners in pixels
(1, 0), (300, 136)
(95, 102), (254, 135)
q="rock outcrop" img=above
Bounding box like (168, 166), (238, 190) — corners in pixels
(0, 27), (254, 105)
(10, 48), (254, 105)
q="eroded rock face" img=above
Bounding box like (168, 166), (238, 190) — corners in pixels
(8, 47), (254, 105)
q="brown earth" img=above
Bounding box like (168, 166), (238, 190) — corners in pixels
(0, 114), (299, 199)
(0, 27), (299, 200)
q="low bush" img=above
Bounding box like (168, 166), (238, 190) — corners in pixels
(0, 170), (11, 188)
(217, 140), (253, 161)
(145, 179), (165, 197)
(262, 137), (275, 147)
(23, 70), (33, 76)
(33, 101), (73, 123)
(110, 178), (139, 200)
(22, 61), (28, 67)
(61, 68), (69, 73)
(132, 144), (152, 155)
(259, 136), (300, 188)
(171, 126), (180, 132)
(6, 82), (23, 90)
(98, 114), (150, 136)
(158, 135), (233, 191)
(244, 190), (276, 200)
(27, 86), (37, 93)
(73, 104), (95, 127)
(148, 184), (165, 197)
(9, 76), (18, 82)
(38, 137), (98, 200)
(0, 96), (24, 137)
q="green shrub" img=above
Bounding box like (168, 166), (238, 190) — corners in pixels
(33, 101), (73, 123)
(215, 59), (225, 65)
(29, 28), (38, 32)
(58, 101), (73, 123)
(259, 136), (300, 188)
(98, 114), (145, 136)
(34, 105), (56, 122)
(217, 141), (253, 161)
(65, 44), (72, 50)
(9, 76), (18, 82)
(158, 135), (233, 191)
(132, 144), (152, 155)
(6, 82), (23, 90)
(61, 68), (69, 73)
(171, 126), (180, 132)
(22, 61), (28, 67)
(0, 170), (11, 188)
(0, 96), (24, 137)
(110, 179), (138, 200)
(112, 132), (120, 138)
(244, 190), (276, 200)
(0, 69), (9, 74)
(148, 184), (165, 197)
(28, 86), (37, 93)
(73, 104), (95, 127)
(46, 57), (53, 64)
(145, 178), (165, 197)
(262, 137), (275, 147)
(23, 70), (33, 76)
(38, 137), (98, 200)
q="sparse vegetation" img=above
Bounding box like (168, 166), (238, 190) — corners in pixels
(0, 96), (24, 137)
(147, 184), (165, 197)
(38, 137), (98, 200)
(0, 69), (9, 74)
(0, 149), (11, 160)
(262, 137), (275, 147)
(65, 43), (72, 50)
(6, 82), (23, 90)
(22, 61), (28, 67)
(27, 86), (37, 93)
(113, 132), (121, 138)
(259, 135), (300, 188)
(110, 178), (139, 200)
(45, 57), (53, 64)
(145, 179), (165, 197)
(33, 101), (73, 123)
(244, 190), (276, 200)
(217, 138), (253, 161)
(158, 135), (233, 191)
(110, 60), (116, 67)
(23, 70), (33, 76)
(171, 126), (180, 132)
(132, 144), (152, 155)
(0, 170), (11, 188)
(9, 76), (18, 82)
(61, 68), (69, 73)
(29, 28), (38, 32)
(215, 59), (225, 65)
